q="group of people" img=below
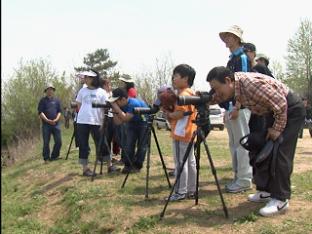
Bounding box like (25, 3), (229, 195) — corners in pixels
(37, 24), (309, 218)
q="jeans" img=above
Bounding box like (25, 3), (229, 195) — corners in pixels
(42, 123), (62, 161)
(124, 122), (148, 168)
(115, 123), (128, 161)
(76, 124), (101, 166)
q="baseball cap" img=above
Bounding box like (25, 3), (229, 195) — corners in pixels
(243, 42), (256, 52)
(107, 88), (128, 103)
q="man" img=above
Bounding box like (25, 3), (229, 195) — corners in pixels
(219, 25), (252, 193)
(108, 88), (148, 173)
(206, 66), (305, 217)
(38, 84), (62, 163)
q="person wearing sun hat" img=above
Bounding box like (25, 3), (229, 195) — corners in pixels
(218, 25), (253, 193)
(37, 83), (62, 163)
(75, 70), (119, 176)
(118, 74), (137, 98)
(255, 53), (270, 67)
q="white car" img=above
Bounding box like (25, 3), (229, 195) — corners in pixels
(155, 111), (171, 131)
(209, 105), (224, 130)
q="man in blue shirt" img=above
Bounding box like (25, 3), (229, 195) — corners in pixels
(37, 84), (62, 162)
(108, 88), (148, 174)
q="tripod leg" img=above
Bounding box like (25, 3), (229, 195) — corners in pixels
(195, 141), (200, 205)
(199, 130), (229, 218)
(145, 131), (151, 199)
(65, 130), (75, 160)
(121, 123), (149, 189)
(160, 131), (197, 219)
(151, 126), (171, 188)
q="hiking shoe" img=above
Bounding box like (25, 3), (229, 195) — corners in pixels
(83, 169), (96, 177)
(248, 191), (271, 203)
(226, 181), (252, 193)
(165, 193), (186, 201)
(108, 165), (121, 174)
(259, 198), (289, 217)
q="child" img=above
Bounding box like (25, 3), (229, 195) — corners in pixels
(108, 88), (148, 174)
(75, 70), (118, 176)
(163, 64), (197, 201)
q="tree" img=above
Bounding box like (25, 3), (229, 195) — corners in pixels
(285, 19), (312, 102)
(270, 60), (285, 81)
(1, 58), (73, 146)
(135, 55), (174, 105)
(74, 48), (120, 86)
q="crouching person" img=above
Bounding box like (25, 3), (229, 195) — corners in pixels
(108, 88), (148, 174)
(206, 66), (306, 216)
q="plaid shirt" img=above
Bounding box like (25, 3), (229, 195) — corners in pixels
(234, 72), (289, 133)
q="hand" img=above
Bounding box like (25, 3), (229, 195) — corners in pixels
(266, 128), (281, 141)
(229, 108), (239, 120)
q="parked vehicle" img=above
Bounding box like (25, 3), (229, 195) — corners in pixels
(209, 105), (224, 130)
(155, 111), (171, 130)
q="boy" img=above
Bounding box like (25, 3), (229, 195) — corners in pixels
(108, 88), (148, 173)
(163, 64), (197, 201)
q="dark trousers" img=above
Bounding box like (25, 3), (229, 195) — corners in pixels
(42, 123), (62, 160)
(124, 122), (148, 168)
(254, 92), (305, 200)
(115, 123), (128, 161)
(73, 122), (79, 148)
(76, 124), (101, 161)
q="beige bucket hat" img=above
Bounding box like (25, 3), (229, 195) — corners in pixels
(219, 25), (244, 42)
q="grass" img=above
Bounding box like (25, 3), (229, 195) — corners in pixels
(2, 126), (312, 234)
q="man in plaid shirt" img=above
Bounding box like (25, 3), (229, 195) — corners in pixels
(206, 66), (306, 217)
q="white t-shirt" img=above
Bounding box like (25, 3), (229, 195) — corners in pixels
(76, 87), (107, 125)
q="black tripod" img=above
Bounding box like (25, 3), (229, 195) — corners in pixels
(91, 108), (112, 181)
(160, 106), (229, 219)
(65, 111), (79, 160)
(121, 114), (172, 198)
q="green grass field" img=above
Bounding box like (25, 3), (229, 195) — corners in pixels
(2, 126), (312, 234)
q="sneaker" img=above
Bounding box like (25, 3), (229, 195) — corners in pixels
(225, 179), (236, 190)
(226, 181), (252, 193)
(259, 198), (289, 217)
(83, 169), (96, 177)
(108, 165), (121, 174)
(165, 193), (186, 201)
(44, 160), (50, 164)
(248, 191), (271, 203)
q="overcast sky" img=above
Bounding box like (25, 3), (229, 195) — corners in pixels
(2, 0), (312, 90)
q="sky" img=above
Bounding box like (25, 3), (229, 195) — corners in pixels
(2, 0), (312, 90)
